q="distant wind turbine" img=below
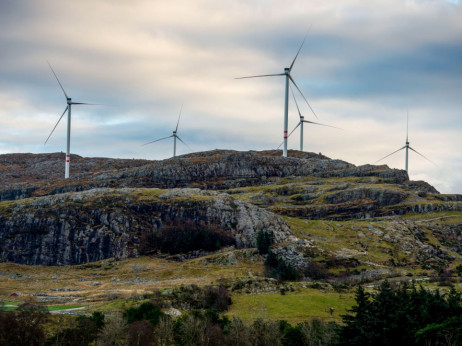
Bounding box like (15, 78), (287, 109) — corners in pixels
(44, 61), (98, 179)
(375, 114), (435, 174)
(142, 105), (192, 157)
(236, 30), (318, 158)
(278, 85), (339, 151)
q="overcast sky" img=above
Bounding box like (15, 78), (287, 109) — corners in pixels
(1, 0), (461, 193)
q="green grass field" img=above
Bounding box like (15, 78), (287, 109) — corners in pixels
(0, 304), (85, 312)
(226, 288), (355, 324)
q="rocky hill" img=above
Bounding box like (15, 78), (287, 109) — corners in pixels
(1, 150), (461, 277)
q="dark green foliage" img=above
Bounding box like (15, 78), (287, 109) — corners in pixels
(139, 219), (235, 255)
(256, 230), (274, 255)
(456, 264), (462, 276)
(203, 285), (232, 312)
(123, 302), (163, 326)
(280, 320), (305, 345)
(0, 304), (48, 346)
(338, 281), (462, 346)
(265, 250), (300, 281)
(46, 311), (105, 346)
(87, 311), (105, 329)
(415, 315), (462, 345)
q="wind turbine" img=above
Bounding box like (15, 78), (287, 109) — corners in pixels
(236, 30), (317, 157)
(375, 114), (434, 174)
(142, 105), (192, 157)
(44, 61), (97, 179)
(279, 85), (339, 151)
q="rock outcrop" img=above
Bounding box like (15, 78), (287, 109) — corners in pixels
(0, 188), (291, 265)
(0, 150), (410, 201)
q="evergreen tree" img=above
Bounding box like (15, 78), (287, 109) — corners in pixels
(256, 230), (274, 255)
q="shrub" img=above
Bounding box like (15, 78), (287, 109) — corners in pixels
(139, 219), (235, 255)
(123, 302), (163, 326)
(303, 261), (330, 280)
(0, 304), (48, 346)
(177, 285), (232, 312)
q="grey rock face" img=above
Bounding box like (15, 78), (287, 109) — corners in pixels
(0, 150), (413, 201)
(325, 187), (408, 205)
(0, 188), (291, 265)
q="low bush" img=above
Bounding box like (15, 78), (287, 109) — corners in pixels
(139, 219), (235, 255)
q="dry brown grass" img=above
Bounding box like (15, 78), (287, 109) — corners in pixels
(0, 249), (263, 305)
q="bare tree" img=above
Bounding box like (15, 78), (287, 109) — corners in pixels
(97, 313), (127, 346)
(155, 316), (175, 346)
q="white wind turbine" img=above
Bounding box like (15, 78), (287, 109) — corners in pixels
(375, 114), (435, 174)
(143, 105), (192, 157)
(236, 31), (318, 157)
(278, 85), (339, 151)
(44, 61), (97, 179)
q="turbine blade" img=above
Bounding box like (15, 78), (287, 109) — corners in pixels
(276, 141), (283, 150)
(175, 104), (183, 133)
(44, 106), (68, 145)
(47, 61), (68, 99)
(289, 76), (318, 119)
(289, 84), (303, 119)
(70, 102), (101, 105)
(235, 73), (285, 79)
(302, 120), (341, 129)
(406, 111), (409, 142)
(289, 26), (312, 71)
(374, 146), (406, 164)
(142, 135), (173, 146)
(288, 122), (301, 138)
(408, 146), (436, 165)
(176, 135), (193, 152)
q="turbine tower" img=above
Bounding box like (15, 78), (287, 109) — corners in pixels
(236, 30), (317, 158)
(143, 105), (192, 157)
(44, 61), (96, 179)
(375, 114), (434, 174)
(282, 85), (339, 152)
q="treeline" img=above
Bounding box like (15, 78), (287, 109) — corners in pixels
(339, 281), (462, 345)
(0, 303), (336, 346)
(1, 281), (462, 345)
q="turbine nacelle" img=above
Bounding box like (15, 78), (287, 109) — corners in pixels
(143, 104), (192, 157)
(236, 29), (316, 158)
(374, 115), (435, 174)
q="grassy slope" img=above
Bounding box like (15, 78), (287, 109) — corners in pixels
(226, 289), (354, 324)
(2, 177), (462, 323)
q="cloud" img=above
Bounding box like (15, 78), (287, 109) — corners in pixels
(0, 0), (461, 193)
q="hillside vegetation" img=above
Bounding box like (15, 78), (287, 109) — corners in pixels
(1, 150), (462, 327)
